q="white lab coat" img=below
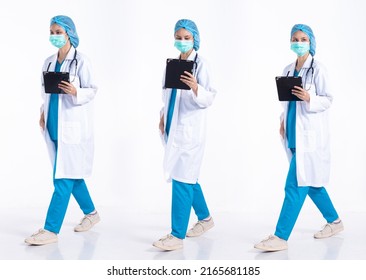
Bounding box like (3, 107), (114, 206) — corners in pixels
(161, 50), (217, 184)
(281, 55), (332, 187)
(41, 47), (97, 179)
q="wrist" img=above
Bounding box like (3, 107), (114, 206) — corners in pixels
(193, 85), (198, 96)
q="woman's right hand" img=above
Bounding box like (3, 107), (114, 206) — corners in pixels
(159, 115), (164, 135)
(40, 111), (45, 130)
(280, 120), (284, 139)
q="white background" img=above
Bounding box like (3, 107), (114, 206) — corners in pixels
(0, 0), (365, 223)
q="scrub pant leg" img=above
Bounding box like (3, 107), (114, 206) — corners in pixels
(192, 182), (210, 221)
(45, 179), (96, 234)
(44, 141), (95, 233)
(44, 178), (74, 234)
(171, 180), (193, 239)
(308, 187), (339, 223)
(274, 153), (309, 241)
(171, 180), (211, 239)
(72, 179), (95, 215)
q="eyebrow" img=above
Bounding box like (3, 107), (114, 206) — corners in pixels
(50, 27), (64, 32)
(292, 36), (309, 40)
(175, 35), (190, 38)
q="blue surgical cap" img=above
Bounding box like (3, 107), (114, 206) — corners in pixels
(50, 15), (79, 48)
(174, 19), (200, 51)
(291, 24), (316, 56)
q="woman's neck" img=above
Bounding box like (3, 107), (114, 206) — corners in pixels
(180, 49), (193, 60)
(57, 43), (72, 63)
(296, 53), (309, 71)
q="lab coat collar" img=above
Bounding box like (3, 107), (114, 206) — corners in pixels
(64, 46), (77, 61)
(51, 46), (77, 62)
(48, 47), (77, 72)
(301, 54), (314, 69)
(291, 54), (313, 70)
(177, 49), (197, 60)
(187, 49), (197, 61)
(288, 54), (313, 75)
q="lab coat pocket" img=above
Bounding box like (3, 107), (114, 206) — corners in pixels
(173, 126), (197, 150)
(62, 121), (81, 144)
(305, 83), (316, 96)
(70, 75), (80, 89)
(302, 130), (316, 152)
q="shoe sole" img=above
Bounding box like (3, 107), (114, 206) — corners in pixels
(74, 218), (101, 232)
(314, 226), (344, 239)
(254, 244), (288, 252)
(25, 239), (58, 246)
(153, 243), (183, 251)
(186, 223), (215, 237)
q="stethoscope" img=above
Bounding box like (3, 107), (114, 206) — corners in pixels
(46, 49), (78, 82)
(178, 52), (198, 77)
(300, 57), (314, 91)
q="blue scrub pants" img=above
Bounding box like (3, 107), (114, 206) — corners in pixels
(44, 141), (95, 234)
(166, 90), (210, 239)
(274, 151), (339, 241)
(171, 179), (210, 239)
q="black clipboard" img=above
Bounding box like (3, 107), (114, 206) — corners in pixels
(164, 59), (196, 90)
(275, 76), (303, 101)
(43, 71), (70, 94)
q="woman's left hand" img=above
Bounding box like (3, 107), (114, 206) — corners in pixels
(58, 81), (77, 96)
(180, 71), (198, 96)
(292, 86), (310, 102)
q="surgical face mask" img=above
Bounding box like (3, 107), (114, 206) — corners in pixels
(49, 34), (67, 49)
(174, 40), (194, 53)
(290, 42), (310, 57)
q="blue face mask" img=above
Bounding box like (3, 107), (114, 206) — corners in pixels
(174, 40), (194, 53)
(291, 42), (310, 57)
(49, 34), (67, 49)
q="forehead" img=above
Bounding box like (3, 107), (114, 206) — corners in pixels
(291, 30), (309, 39)
(175, 28), (193, 37)
(50, 23), (65, 32)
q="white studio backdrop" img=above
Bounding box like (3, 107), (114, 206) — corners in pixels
(0, 0), (365, 220)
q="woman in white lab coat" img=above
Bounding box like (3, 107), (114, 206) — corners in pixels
(25, 15), (100, 245)
(153, 19), (217, 251)
(254, 24), (343, 252)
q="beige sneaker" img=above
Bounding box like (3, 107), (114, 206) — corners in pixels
(153, 234), (183, 251)
(314, 220), (344, 239)
(25, 229), (58, 245)
(254, 235), (288, 252)
(186, 217), (214, 237)
(74, 211), (101, 232)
